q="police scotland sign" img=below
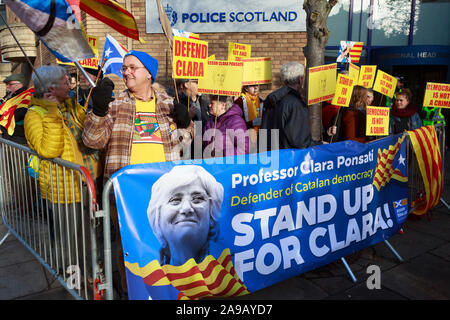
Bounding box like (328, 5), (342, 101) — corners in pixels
(146, 0), (306, 33)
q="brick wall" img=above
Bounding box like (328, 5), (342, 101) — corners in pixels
(85, 0), (307, 98)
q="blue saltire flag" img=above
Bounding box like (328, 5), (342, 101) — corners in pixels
(5, 0), (94, 62)
(101, 34), (128, 79)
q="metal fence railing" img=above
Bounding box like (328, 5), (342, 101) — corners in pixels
(0, 137), (113, 300)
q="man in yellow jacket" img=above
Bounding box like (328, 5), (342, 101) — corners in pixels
(24, 65), (103, 278)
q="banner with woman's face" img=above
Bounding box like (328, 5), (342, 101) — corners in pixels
(112, 135), (409, 300)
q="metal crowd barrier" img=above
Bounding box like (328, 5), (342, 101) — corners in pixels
(0, 137), (113, 300)
(406, 123), (449, 214)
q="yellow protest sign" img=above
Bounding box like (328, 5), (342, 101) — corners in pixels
(198, 60), (243, 96)
(307, 63), (337, 105)
(366, 106), (390, 136)
(228, 42), (251, 61)
(348, 63), (360, 83)
(373, 70), (397, 98)
(358, 65), (377, 88)
(241, 57), (272, 85)
(57, 35), (99, 69)
(173, 36), (208, 79)
(423, 82), (450, 108)
(331, 74), (355, 107)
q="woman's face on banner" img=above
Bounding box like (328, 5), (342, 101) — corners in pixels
(159, 179), (211, 247)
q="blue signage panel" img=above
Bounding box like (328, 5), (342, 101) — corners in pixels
(112, 134), (409, 300)
(146, 0), (306, 33)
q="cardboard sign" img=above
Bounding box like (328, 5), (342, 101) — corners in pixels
(423, 82), (450, 108)
(358, 65), (377, 88)
(241, 57), (272, 85)
(228, 42), (252, 61)
(57, 35), (99, 69)
(307, 63), (337, 105)
(348, 63), (360, 83)
(172, 36), (209, 79)
(198, 60), (243, 96)
(373, 70), (397, 98)
(366, 106), (390, 136)
(331, 74), (355, 107)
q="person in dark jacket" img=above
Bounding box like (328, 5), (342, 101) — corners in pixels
(262, 61), (322, 150)
(1, 74), (29, 144)
(203, 95), (249, 158)
(389, 88), (422, 134)
(175, 79), (210, 158)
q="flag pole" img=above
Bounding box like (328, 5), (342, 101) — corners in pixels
(74, 61), (96, 88)
(83, 57), (107, 110)
(0, 12), (44, 87)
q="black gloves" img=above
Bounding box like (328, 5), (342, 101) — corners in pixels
(91, 78), (115, 117)
(172, 102), (191, 128)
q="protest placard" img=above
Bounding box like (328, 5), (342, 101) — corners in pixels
(198, 60), (243, 96)
(307, 63), (337, 105)
(172, 36), (209, 79)
(348, 63), (360, 83)
(366, 106), (390, 136)
(57, 35), (99, 69)
(373, 70), (397, 98)
(241, 57), (272, 85)
(331, 74), (355, 107)
(228, 42), (252, 61)
(423, 82), (450, 108)
(358, 65), (377, 88)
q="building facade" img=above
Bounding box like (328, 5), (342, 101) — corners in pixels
(0, 0), (449, 104)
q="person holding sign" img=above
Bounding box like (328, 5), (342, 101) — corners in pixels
(269, 61), (323, 150)
(234, 85), (264, 150)
(82, 50), (194, 297)
(203, 95), (249, 157)
(389, 88), (422, 134)
(338, 85), (370, 143)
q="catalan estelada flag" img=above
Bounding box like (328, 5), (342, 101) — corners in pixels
(408, 125), (443, 215)
(67, 0), (141, 42)
(349, 42), (364, 63)
(125, 248), (250, 300)
(372, 135), (407, 191)
(0, 88), (34, 136)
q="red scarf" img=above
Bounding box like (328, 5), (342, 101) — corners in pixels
(391, 103), (417, 118)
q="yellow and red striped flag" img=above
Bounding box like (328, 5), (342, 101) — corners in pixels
(372, 135), (407, 191)
(0, 88), (34, 135)
(349, 42), (364, 63)
(125, 248), (250, 300)
(67, 0), (142, 42)
(408, 125), (443, 215)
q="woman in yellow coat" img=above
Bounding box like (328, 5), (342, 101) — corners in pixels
(24, 65), (102, 204)
(24, 65), (103, 273)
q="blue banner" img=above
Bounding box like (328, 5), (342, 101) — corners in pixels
(112, 134), (409, 300)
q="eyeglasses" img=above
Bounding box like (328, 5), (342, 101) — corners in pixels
(6, 82), (22, 86)
(121, 65), (146, 73)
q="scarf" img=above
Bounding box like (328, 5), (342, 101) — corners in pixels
(243, 92), (261, 122)
(391, 103), (417, 118)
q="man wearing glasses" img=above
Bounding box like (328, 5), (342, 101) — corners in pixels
(1, 73), (28, 104)
(82, 50), (194, 298)
(1, 74), (29, 144)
